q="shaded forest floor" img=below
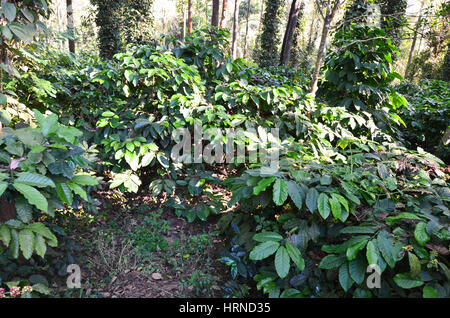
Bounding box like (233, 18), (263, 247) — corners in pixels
(56, 188), (230, 298)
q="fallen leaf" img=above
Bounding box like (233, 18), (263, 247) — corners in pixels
(152, 273), (163, 280)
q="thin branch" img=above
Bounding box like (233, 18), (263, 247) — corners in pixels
(314, 0), (326, 21)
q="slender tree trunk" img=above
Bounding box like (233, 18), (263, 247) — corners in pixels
(258, 0), (264, 32)
(212, 0), (220, 26)
(206, 1), (209, 24)
(280, 0), (302, 65)
(231, 0), (241, 58)
(309, 1), (342, 95)
(243, 0), (251, 58)
(183, 4), (187, 39)
(66, 0), (75, 53)
(405, 2), (423, 78)
(188, 0), (193, 34)
(220, 0), (229, 28)
(307, 5), (317, 49)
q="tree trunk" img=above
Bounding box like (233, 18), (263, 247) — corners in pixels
(405, 2), (423, 78)
(188, 0), (193, 34)
(220, 0), (229, 28)
(258, 0), (264, 32)
(66, 0), (75, 53)
(309, 1), (342, 95)
(206, 1), (209, 25)
(243, 0), (251, 58)
(280, 0), (302, 65)
(307, 5), (317, 49)
(212, 0), (220, 26)
(231, 0), (241, 58)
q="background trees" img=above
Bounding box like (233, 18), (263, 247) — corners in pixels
(255, 0), (285, 67)
(55, 0), (447, 81)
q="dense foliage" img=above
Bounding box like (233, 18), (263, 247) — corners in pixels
(0, 0), (449, 299)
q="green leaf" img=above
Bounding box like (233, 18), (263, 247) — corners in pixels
(329, 195), (342, 219)
(141, 151), (155, 167)
(423, 286), (439, 298)
(34, 233), (46, 258)
(377, 162), (390, 178)
(156, 153), (170, 169)
(275, 246), (290, 279)
(253, 231), (283, 243)
(48, 161), (73, 179)
(339, 262), (354, 292)
(13, 182), (48, 212)
(346, 239), (368, 261)
(56, 183), (73, 206)
(32, 283), (50, 295)
(332, 193), (349, 212)
(377, 232), (396, 268)
(272, 179), (288, 206)
(72, 174), (98, 186)
(0, 225), (11, 246)
(393, 273), (424, 289)
(414, 222), (430, 246)
(10, 229), (19, 258)
(15, 197), (32, 223)
(319, 254), (346, 269)
(26, 223), (57, 247)
(408, 252), (421, 278)
(249, 241), (280, 261)
(18, 229), (35, 260)
(286, 180), (303, 211)
(386, 212), (425, 225)
(280, 288), (303, 298)
(9, 22), (35, 43)
(125, 151), (140, 171)
(366, 240), (378, 266)
(0, 182), (7, 196)
(317, 193), (330, 219)
(285, 242), (305, 271)
(305, 188), (319, 213)
(349, 254), (366, 285)
(320, 175), (332, 185)
(3, 2), (17, 22)
(68, 183), (88, 201)
(15, 173), (55, 188)
(253, 177), (276, 195)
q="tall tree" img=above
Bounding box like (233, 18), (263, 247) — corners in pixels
(310, 0), (346, 95)
(280, 0), (303, 65)
(243, 0), (252, 58)
(66, 0), (75, 53)
(188, 0), (193, 34)
(405, 1), (424, 78)
(220, 0), (229, 28)
(289, 2), (306, 67)
(259, 0), (264, 28)
(256, 0), (285, 67)
(212, 0), (221, 26)
(120, 0), (154, 46)
(377, 0), (407, 48)
(91, 0), (123, 59)
(340, 0), (371, 27)
(231, 0), (241, 58)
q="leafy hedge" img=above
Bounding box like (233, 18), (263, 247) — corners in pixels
(396, 79), (450, 164)
(0, 14), (449, 299)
